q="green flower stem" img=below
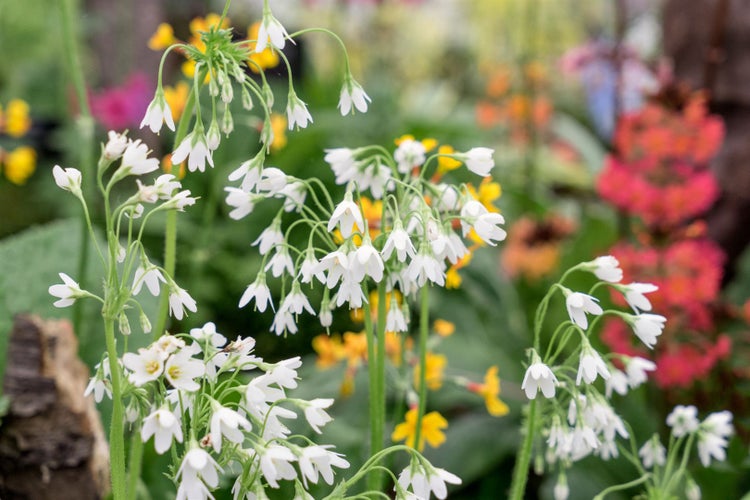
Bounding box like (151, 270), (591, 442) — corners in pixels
(152, 73), (201, 340)
(363, 293), (383, 492)
(593, 473), (652, 500)
(59, 0), (95, 341)
(104, 317), (127, 499)
(509, 397), (537, 500)
(413, 285), (430, 453)
(375, 281), (388, 486)
(126, 426), (143, 500)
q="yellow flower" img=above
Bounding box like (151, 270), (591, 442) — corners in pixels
(469, 366), (509, 417)
(445, 251), (473, 289)
(269, 113), (288, 152)
(391, 408), (448, 451)
(467, 177), (502, 213)
(342, 331), (368, 368)
(247, 22), (280, 73)
(394, 134), (437, 152)
(163, 81), (189, 123)
(2, 146), (36, 185)
(414, 352), (447, 390)
(433, 319), (455, 337)
(312, 334), (346, 369)
(437, 145), (461, 174)
(3, 99), (32, 138)
(385, 331), (403, 366)
(148, 23), (177, 50)
(161, 154), (186, 179)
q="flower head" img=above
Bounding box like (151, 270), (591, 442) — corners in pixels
(638, 434), (666, 469)
(286, 91), (313, 130)
(576, 340), (611, 385)
(338, 76), (371, 115)
(169, 285), (198, 320)
(171, 131), (214, 173)
(618, 282), (659, 313)
(49, 272), (84, 308)
(521, 361), (558, 399)
(140, 91), (176, 133)
(52, 165), (82, 196)
(587, 255), (623, 283)
(666, 405), (699, 437)
(462, 147), (495, 176)
(209, 404), (252, 453)
(565, 290), (603, 329)
(164, 348), (206, 392)
(391, 408), (448, 452)
(328, 192), (364, 238)
(628, 313), (667, 349)
(256, 12), (291, 53)
(238, 275), (273, 312)
(141, 407), (183, 454)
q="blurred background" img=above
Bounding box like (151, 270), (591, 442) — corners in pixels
(2, 0), (750, 498)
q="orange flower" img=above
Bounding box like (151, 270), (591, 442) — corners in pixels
(392, 409), (448, 451)
(312, 334), (346, 368)
(148, 23), (177, 50)
(501, 215), (576, 282)
(468, 366), (509, 417)
(414, 352), (447, 390)
(433, 319), (455, 337)
(342, 331), (368, 368)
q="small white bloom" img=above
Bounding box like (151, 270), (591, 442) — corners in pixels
(286, 92), (313, 130)
(328, 192), (364, 238)
(521, 362), (558, 399)
(256, 13), (291, 52)
(190, 322), (227, 348)
(386, 299), (408, 333)
(253, 219), (285, 256)
(338, 77), (371, 115)
(169, 285), (198, 320)
(132, 265), (166, 296)
(271, 309), (298, 336)
(382, 221), (416, 263)
(298, 445), (350, 486)
(605, 368), (629, 397)
(239, 274), (274, 311)
(224, 187), (257, 220)
(629, 313), (667, 349)
(619, 282), (659, 313)
(588, 255), (623, 283)
(666, 405), (700, 437)
(206, 120), (221, 151)
(394, 139), (426, 174)
(553, 474), (569, 500)
(473, 212), (507, 246)
(52, 165), (82, 195)
(140, 91), (175, 133)
(318, 248), (352, 288)
(84, 361), (111, 402)
(624, 356), (657, 388)
(277, 180), (307, 212)
(257, 167), (288, 195)
(259, 444), (298, 488)
(697, 411), (733, 467)
(164, 190), (197, 211)
(299, 249), (325, 285)
(123, 347), (165, 386)
(164, 348), (206, 392)
(141, 407), (183, 454)
(121, 139), (160, 175)
(209, 404), (252, 453)
(407, 246), (445, 287)
(397, 463), (461, 500)
(353, 238), (384, 283)
(565, 291), (603, 329)
(265, 247), (295, 278)
(686, 479), (701, 500)
(459, 199), (487, 236)
(638, 435), (666, 468)
(576, 341), (611, 385)
(227, 150), (264, 191)
(334, 277), (368, 308)
(303, 398), (334, 433)
(49, 272), (83, 308)
(172, 131), (214, 173)
(104, 130), (128, 160)
(176, 447), (221, 494)
(462, 147), (494, 176)
(280, 282), (315, 316)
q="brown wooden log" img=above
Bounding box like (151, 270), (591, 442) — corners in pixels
(0, 315), (109, 500)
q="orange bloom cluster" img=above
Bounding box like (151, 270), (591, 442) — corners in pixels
(501, 214), (576, 282)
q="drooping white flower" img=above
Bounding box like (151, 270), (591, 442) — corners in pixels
(209, 403), (252, 453)
(382, 221), (416, 263)
(461, 147), (494, 176)
(298, 445), (350, 487)
(459, 199), (487, 236)
(164, 348), (206, 392)
(279, 282), (315, 316)
(227, 150), (264, 191)
(397, 463), (461, 500)
(619, 282), (659, 313)
(353, 237), (384, 283)
(172, 131), (214, 173)
(604, 368), (629, 398)
(473, 212), (507, 246)
(132, 264), (166, 296)
(259, 444), (298, 488)
(169, 285), (198, 320)
(328, 192), (364, 238)
(224, 187), (258, 220)
(407, 246), (445, 287)
(49, 272), (83, 308)
(324, 148), (358, 174)
(277, 180), (307, 212)
(334, 277), (368, 308)
(302, 398), (334, 433)
(286, 92), (313, 130)
(564, 290), (603, 329)
(697, 411), (733, 466)
(252, 219), (284, 255)
(586, 255), (623, 283)
(255, 12), (291, 52)
(52, 165), (83, 196)
(176, 447), (221, 498)
(386, 299), (409, 333)
(394, 138), (426, 174)
(122, 347), (165, 386)
(164, 190), (197, 211)
(318, 248), (352, 288)
(271, 309), (298, 336)
(154, 174), (181, 200)
(338, 77), (371, 115)
(624, 356), (656, 388)
(189, 322), (227, 348)
(239, 274), (274, 312)
(257, 167), (288, 195)
(299, 249), (326, 285)
(666, 405), (700, 437)
(576, 341), (611, 385)
(121, 139), (160, 176)
(639, 435), (666, 469)
(140, 91), (175, 133)
(628, 313), (667, 349)
(521, 362), (558, 399)
(141, 407), (183, 454)
(206, 119), (221, 151)
(104, 130), (129, 160)
(265, 247), (295, 278)
(84, 361), (111, 402)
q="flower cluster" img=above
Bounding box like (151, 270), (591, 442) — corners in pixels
(501, 214), (576, 282)
(597, 91), (724, 229)
(0, 98), (37, 185)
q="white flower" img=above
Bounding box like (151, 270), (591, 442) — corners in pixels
(206, 120), (221, 151)
(629, 313), (666, 349)
(576, 341), (611, 385)
(686, 479), (701, 500)
(286, 92), (313, 130)
(169, 285), (198, 320)
(298, 445), (350, 486)
(624, 356), (656, 388)
(52, 165), (82, 195)
(121, 139), (160, 175)
(141, 407), (183, 454)
(386, 299), (409, 333)
(303, 398), (334, 433)
(132, 265), (166, 296)
(209, 404), (252, 453)
(325, 148), (357, 174)
(49, 272), (83, 308)
(407, 246), (445, 287)
(318, 248), (352, 288)
(164, 190), (197, 211)
(172, 131), (214, 173)
(228, 150), (264, 191)
(459, 199), (487, 236)
(338, 77), (371, 115)
(697, 411), (733, 466)
(123, 347), (165, 386)
(259, 444), (298, 488)
(164, 348), (206, 392)
(280, 282), (315, 316)
(154, 174), (181, 199)
(225, 187), (257, 220)
(104, 131), (129, 160)
(271, 309), (298, 336)
(394, 139), (426, 174)
(397, 463), (461, 500)
(382, 221), (416, 262)
(666, 405), (700, 437)
(268, 356), (302, 389)
(353, 238), (384, 282)
(521, 362), (558, 399)
(473, 212), (507, 246)
(176, 448), (221, 495)
(256, 166), (288, 195)
(299, 249), (325, 285)
(605, 369), (629, 397)
(328, 192), (364, 238)
(84, 361), (111, 402)
(462, 147), (494, 176)
(639, 435), (666, 469)
(587, 256), (623, 283)
(334, 277), (367, 308)
(619, 282), (659, 312)
(277, 181), (307, 212)
(239, 274), (274, 312)
(265, 247), (295, 278)
(565, 291), (603, 329)
(190, 322), (227, 348)
(140, 91), (175, 133)
(553, 474), (569, 500)
(252, 220), (284, 256)
(256, 13), (290, 52)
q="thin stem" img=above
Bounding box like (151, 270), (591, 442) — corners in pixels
(593, 473), (652, 500)
(509, 397), (537, 500)
(413, 285), (430, 452)
(104, 318), (127, 499)
(363, 292), (383, 492)
(126, 426), (143, 500)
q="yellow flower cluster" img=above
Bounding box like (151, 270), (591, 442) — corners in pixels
(0, 99), (37, 185)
